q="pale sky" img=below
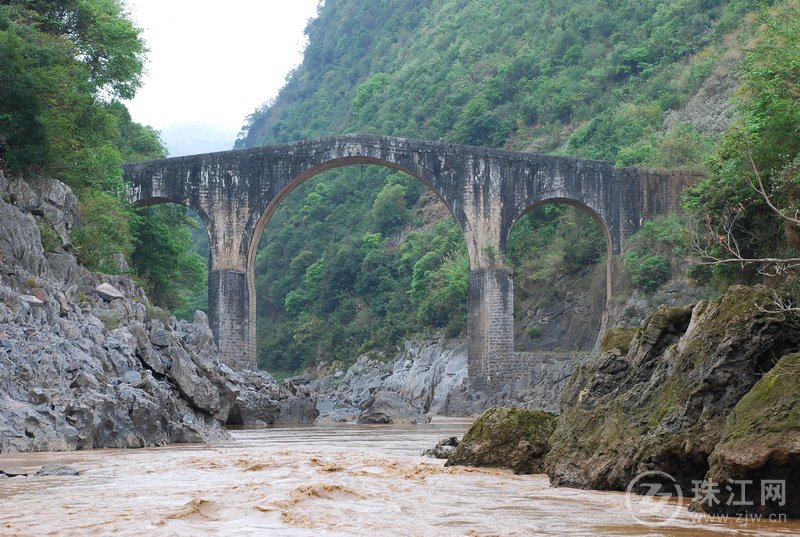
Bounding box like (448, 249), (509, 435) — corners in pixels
(124, 0), (319, 154)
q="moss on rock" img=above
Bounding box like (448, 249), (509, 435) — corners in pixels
(601, 327), (638, 354)
(700, 353), (800, 518)
(546, 285), (800, 493)
(445, 407), (558, 474)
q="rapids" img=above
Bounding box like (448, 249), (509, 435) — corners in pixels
(1, 420), (797, 536)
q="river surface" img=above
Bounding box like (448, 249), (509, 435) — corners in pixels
(1, 420), (798, 537)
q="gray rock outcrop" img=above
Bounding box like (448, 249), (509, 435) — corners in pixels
(227, 370), (318, 426)
(0, 171), (315, 452)
(357, 390), (429, 424)
(311, 338), (585, 423)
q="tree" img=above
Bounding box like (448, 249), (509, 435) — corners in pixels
(687, 2), (800, 291)
(0, 0), (145, 174)
(131, 205), (206, 314)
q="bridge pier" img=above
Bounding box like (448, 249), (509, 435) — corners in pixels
(208, 268), (256, 370)
(467, 267), (518, 388)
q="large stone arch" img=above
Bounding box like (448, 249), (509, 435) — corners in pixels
(243, 155), (469, 373)
(245, 155), (465, 274)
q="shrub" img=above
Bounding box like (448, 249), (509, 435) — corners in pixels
(625, 251), (670, 293)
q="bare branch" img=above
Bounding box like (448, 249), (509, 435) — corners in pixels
(745, 143), (800, 225)
(757, 296), (800, 313)
(688, 212), (800, 276)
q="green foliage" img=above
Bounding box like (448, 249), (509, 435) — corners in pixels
(0, 1), (204, 317)
(508, 204), (607, 289)
(35, 218), (61, 252)
(370, 180), (410, 235)
(623, 215), (688, 293)
(0, 0), (150, 272)
(72, 190), (137, 273)
(0, 0), (145, 174)
(685, 1), (800, 290)
(238, 0), (747, 167)
(131, 205), (207, 316)
(624, 251), (671, 293)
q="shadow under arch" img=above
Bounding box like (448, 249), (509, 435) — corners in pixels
(505, 196), (613, 345)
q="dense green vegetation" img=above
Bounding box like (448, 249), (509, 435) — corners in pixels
(240, 0), (792, 373)
(238, 0), (764, 167)
(255, 167), (469, 371)
(685, 1), (800, 292)
(0, 0), (204, 315)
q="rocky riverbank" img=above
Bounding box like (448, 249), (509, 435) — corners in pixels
(0, 172), (316, 453)
(546, 284), (799, 518)
(436, 285), (800, 519)
(307, 338), (583, 423)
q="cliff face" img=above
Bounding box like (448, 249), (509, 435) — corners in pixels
(545, 285), (800, 517)
(0, 171), (315, 452)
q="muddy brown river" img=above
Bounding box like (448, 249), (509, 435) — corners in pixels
(1, 421), (797, 536)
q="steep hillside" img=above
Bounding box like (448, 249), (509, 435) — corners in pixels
(239, 0), (753, 160)
(237, 0), (769, 374)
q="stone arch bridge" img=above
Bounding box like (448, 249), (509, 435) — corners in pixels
(123, 134), (695, 387)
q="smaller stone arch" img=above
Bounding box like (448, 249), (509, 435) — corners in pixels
(505, 196), (613, 266)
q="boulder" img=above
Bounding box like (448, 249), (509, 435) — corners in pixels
(423, 436), (460, 459)
(546, 285), (800, 493)
(227, 371), (319, 426)
(19, 295), (44, 307)
(445, 407), (557, 474)
(94, 283), (124, 301)
(357, 390), (429, 424)
(35, 464), (79, 476)
(699, 352), (800, 518)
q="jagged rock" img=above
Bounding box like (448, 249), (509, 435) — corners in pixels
(227, 371), (318, 426)
(94, 283), (124, 301)
(423, 436), (460, 459)
(445, 407), (557, 474)
(128, 321), (167, 374)
(19, 294), (44, 307)
(699, 352), (800, 518)
(0, 173), (241, 453)
(356, 390), (430, 424)
(546, 285), (800, 493)
(0, 198), (46, 275)
(35, 464), (79, 476)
